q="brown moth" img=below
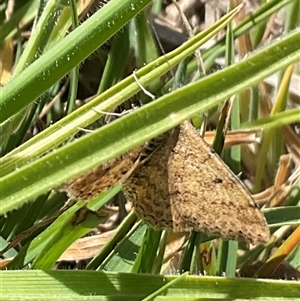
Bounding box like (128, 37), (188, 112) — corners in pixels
(123, 121), (270, 245)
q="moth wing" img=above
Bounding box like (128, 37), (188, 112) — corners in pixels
(169, 122), (269, 245)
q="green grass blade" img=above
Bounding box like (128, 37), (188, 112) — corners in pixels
(0, 270), (299, 300)
(0, 0), (153, 123)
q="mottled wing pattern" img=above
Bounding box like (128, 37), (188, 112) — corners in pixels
(123, 131), (176, 228)
(169, 122), (270, 245)
(124, 121), (270, 245)
(62, 146), (144, 200)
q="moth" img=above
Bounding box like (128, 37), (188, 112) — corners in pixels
(123, 121), (270, 245)
(63, 121), (270, 245)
